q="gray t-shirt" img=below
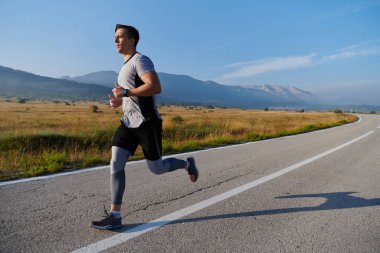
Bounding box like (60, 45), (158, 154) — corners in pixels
(117, 52), (161, 128)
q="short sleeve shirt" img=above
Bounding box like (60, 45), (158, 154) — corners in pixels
(117, 52), (162, 128)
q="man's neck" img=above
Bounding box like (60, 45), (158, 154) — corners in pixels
(122, 49), (137, 62)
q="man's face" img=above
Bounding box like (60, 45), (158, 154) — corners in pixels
(114, 28), (135, 54)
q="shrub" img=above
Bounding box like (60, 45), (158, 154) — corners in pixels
(42, 150), (67, 173)
(302, 125), (318, 131)
(178, 141), (202, 152)
(82, 155), (105, 167)
(90, 105), (99, 113)
(171, 115), (184, 124)
(162, 141), (175, 154)
(17, 98), (27, 104)
(28, 166), (45, 177)
(246, 132), (262, 141)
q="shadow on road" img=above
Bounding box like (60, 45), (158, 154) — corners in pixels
(115, 191), (380, 233)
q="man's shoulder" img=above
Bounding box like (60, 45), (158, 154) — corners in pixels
(134, 53), (155, 72)
(134, 53), (152, 62)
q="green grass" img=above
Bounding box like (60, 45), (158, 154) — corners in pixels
(0, 119), (357, 181)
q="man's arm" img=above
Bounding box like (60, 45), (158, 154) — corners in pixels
(113, 71), (161, 98)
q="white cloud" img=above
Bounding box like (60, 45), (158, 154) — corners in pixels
(218, 40), (380, 83)
(220, 54), (315, 80)
(321, 41), (380, 62)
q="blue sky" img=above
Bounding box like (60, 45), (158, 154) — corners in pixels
(1, 0), (379, 103)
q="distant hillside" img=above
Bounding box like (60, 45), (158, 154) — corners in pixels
(252, 84), (315, 102)
(61, 70), (318, 107)
(0, 66), (109, 101)
(61, 71), (117, 88)
(160, 73), (319, 107)
(2, 66), (377, 111)
(2, 66), (322, 108)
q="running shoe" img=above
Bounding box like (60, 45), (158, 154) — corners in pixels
(187, 157), (199, 182)
(90, 208), (122, 230)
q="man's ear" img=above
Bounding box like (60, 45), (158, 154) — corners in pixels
(131, 38), (136, 47)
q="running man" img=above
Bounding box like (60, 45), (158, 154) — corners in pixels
(90, 24), (199, 230)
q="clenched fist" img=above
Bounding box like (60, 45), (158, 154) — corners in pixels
(109, 94), (122, 109)
(112, 83), (124, 98)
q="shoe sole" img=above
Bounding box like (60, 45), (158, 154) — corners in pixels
(188, 157), (199, 183)
(90, 224), (123, 230)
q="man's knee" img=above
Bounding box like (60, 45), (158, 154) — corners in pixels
(110, 146), (130, 174)
(110, 159), (124, 174)
(146, 159), (165, 175)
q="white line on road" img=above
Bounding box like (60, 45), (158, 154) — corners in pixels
(71, 130), (374, 253)
(0, 116), (363, 187)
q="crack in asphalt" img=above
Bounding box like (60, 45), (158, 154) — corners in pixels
(19, 183), (47, 193)
(22, 195), (79, 214)
(122, 171), (252, 218)
(16, 193), (98, 214)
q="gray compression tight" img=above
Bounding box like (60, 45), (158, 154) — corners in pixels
(110, 146), (187, 205)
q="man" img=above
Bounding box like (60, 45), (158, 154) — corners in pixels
(90, 24), (199, 230)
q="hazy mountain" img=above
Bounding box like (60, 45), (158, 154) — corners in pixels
(0, 66), (109, 101)
(61, 71), (318, 107)
(254, 84), (309, 96)
(157, 73), (317, 107)
(1, 66), (319, 108)
(61, 71), (117, 87)
(250, 84), (316, 103)
(60, 71), (380, 109)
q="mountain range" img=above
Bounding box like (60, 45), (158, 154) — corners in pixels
(0, 66), (317, 108)
(1, 65), (378, 111)
(0, 66), (109, 101)
(59, 70), (318, 108)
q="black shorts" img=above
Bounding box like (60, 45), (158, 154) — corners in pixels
(111, 118), (163, 161)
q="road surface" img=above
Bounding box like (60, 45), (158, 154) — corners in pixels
(1, 114), (379, 253)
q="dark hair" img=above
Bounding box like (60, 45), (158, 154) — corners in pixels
(115, 24), (139, 48)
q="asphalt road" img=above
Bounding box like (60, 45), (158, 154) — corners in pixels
(1, 114), (379, 253)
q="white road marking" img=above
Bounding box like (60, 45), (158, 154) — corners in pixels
(71, 130), (374, 253)
(0, 115), (363, 187)
(0, 165), (110, 187)
(377, 125), (380, 129)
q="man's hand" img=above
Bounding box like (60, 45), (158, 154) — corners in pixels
(112, 83), (124, 98)
(109, 94), (122, 109)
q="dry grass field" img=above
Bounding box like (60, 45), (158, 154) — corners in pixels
(0, 99), (358, 181)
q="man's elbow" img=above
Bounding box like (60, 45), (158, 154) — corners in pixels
(153, 82), (161, 94)
(156, 86), (162, 94)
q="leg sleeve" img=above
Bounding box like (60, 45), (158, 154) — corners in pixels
(110, 146), (130, 205)
(146, 157), (187, 175)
